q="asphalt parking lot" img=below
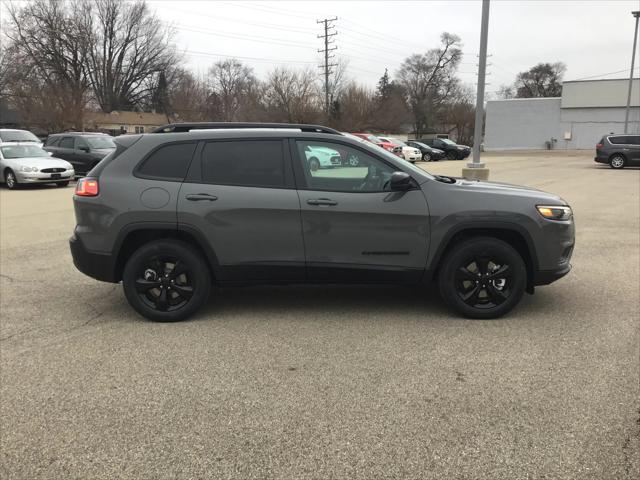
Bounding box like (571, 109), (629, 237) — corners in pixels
(1, 150), (638, 479)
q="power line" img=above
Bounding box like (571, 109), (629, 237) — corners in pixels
(172, 23), (317, 49)
(184, 49), (316, 65)
(318, 17), (338, 114)
(572, 67), (639, 81)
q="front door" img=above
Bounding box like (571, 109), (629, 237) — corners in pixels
(178, 138), (305, 283)
(291, 139), (430, 283)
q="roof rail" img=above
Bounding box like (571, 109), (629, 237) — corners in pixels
(151, 122), (341, 135)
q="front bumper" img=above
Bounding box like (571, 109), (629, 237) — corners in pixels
(70, 233), (117, 282)
(534, 263), (572, 286)
(403, 153), (421, 162)
(16, 170), (74, 183)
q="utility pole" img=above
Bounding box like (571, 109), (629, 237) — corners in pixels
(463, 0), (491, 181)
(317, 17), (337, 116)
(624, 10), (639, 134)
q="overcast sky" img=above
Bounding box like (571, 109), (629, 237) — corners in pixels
(2, 0), (639, 98)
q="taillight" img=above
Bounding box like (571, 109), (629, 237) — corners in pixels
(75, 177), (99, 196)
(596, 143), (603, 149)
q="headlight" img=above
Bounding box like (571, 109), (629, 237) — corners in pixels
(20, 166), (38, 172)
(536, 205), (572, 221)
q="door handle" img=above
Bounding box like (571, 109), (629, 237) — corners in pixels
(186, 193), (218, 201)
(307, 198), (337, 206)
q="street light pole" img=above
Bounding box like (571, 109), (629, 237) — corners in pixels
(463, 0), (491, 181)
(623, 10), (639, 134)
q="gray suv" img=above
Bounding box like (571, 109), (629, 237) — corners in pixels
(70, 123), (575, 322)
(594, 134), (640, 168)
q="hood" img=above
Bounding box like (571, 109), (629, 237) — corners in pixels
(4, 156), (73, 170)
(447, 177), (566, 204)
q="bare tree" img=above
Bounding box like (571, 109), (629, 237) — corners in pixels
(440, 85), (475, 145)
(397, 32), (462, 137)
(4, 0), (91, 129)
(514, 62), (566, 98)
(369, 69), (411, 132)
(84, 0), (178, 112)
(330, 82), (375, 131)
(207, 59), (258, 121)
(264, 68), (322, 123)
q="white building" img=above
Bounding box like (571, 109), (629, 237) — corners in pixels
(484, 78), (640, 150)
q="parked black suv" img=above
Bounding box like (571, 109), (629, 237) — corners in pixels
(418, 138), (471, 160)
(44, 132), (116, 175)
(594, 134), (640, 169)
(70, 123), (574, 322)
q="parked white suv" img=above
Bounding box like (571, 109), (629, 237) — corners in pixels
(377, 137), (422, 163)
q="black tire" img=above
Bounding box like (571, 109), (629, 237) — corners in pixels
(309, 157), (320, 172)
(438, 237), (526, 319)
(4, 169), (18, 189)
(609, 154), (625, 169)
(446, 150), (458, 160)
(422, 153), (431, 162)
(122, 239), (211, 322)
(56, 181), (70, 187)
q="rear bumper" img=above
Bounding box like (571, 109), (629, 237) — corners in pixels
(69, 233), (117, 282)
(533, 263), (571, 286)
(594, 155), (608, 164)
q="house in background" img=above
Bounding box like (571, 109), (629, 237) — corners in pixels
(86, 111), (169, 136)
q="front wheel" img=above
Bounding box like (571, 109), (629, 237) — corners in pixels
(308, 157), (320, 172)
(422, 153), (431, 162)
(609, 155), (625, 169)
(122, 239), (211, 322)
(446, 151), (458, 160)
(438, 237), (526, 319)
(4, 169), (18, 189)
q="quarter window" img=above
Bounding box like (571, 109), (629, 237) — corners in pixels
(201, 140), (285, 188)
(295, 140), (396, 192)
(137, 142), (197, 180)
(45, 137), (60, 147)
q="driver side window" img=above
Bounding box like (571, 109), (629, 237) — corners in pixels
(295, 140), (395, 193)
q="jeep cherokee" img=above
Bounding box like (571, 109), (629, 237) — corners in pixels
(70, 123), (575, 322)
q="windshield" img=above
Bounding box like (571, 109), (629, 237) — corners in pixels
(1, 145), (50, 158)
(375, 144), (434, 179)
(0, 130), (40, 143)
(86, 136), (116, 149)
(440, 138), (456, 146)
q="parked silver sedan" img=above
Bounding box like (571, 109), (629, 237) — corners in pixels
(0, 143), (75, 189)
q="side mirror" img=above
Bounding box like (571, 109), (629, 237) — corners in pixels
(389, 171), (415, 191)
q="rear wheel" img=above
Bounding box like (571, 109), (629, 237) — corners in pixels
(122, 239), (211, 322)
(438, 237), (526, 319)
(609, 155), (625, 169)
(446, 151), (458, 160)
(4, 169), (18, 189)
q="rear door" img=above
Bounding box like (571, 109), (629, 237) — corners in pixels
(178, 138), (305, 283)
(74, 136), (94, 173)
(627, 136), (640, 163)
(291, 138), (430, 284)
(56, 136), (76, 166)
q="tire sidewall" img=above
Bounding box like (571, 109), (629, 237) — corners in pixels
(309, 158), (320, 171)
(438, 237), (526, 319)
(423, 153), (431, 162)
(122, 240), (211, 322)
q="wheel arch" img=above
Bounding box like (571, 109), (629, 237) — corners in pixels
(608, 152), (627, 161)
(428, 224), (538, 292)
(113, 223), (219, 282)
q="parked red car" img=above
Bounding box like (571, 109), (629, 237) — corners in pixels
(350, 133), (395, 153)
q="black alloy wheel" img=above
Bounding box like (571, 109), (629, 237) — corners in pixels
(123, 240), (210, 322)
(438, 237), (526, 319)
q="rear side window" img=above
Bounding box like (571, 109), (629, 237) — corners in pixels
(608, 136), (625, 144)
(201, 140), (285, 188)
(59, 137), (74, 148)
(45, 136), (60, 146)
(629, 136), (640, 145)
(137, 142), (197, 181)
